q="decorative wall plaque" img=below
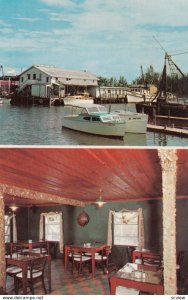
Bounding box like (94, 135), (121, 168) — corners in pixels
(77, 211), (89, 227)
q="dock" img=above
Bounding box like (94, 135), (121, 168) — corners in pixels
(147, 124), (188, 138)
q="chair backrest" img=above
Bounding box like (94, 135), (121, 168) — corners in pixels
(71, 247), (83, 261)
(29, 256), (47, 279)
(104, 246), (111, 256)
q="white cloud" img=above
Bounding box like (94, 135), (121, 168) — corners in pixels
(40, 0), (77, 8)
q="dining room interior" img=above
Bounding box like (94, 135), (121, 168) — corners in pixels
(0, 147), (188, 296)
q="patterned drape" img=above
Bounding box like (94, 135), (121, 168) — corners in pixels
(107, 208), (145, 249)
(39, 212), (64, 253)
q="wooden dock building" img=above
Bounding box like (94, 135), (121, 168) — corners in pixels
(10, 65), (99, 106)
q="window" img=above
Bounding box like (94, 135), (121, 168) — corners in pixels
(113, 211), (139, 246)
(21, 77), (24, 83)
(107, 209), (144, 249)
(39, 212), (63, 252)
(5, 215), (11, 243)
(27, 74), (31, 80)
(33, 74), (36, 80)
(46, 77), (49, 83)
(45, 214), (61, 241)
(83, 116), (91, 121)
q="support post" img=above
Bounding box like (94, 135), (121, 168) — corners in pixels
(0, 189), (6, 293)
(158, 149), (177, 294)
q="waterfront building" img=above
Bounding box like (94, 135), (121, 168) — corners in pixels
(12, 64), (98, 105)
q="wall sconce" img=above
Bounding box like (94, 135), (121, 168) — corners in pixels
(95, 189), (106, 208)
(9, 204), (19, 212)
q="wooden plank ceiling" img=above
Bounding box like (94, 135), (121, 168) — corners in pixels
(0, 148), (187, 207)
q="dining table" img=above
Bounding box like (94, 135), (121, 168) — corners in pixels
(64, 243), (108, 277)
(110, 262), (164, 295)
(6, 253), (51, 294)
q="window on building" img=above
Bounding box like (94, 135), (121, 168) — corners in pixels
(5, 215), (11, 243)
(46, 77), (49, 83)
(27, 74), (31, 80)
(33, 74), (36, 80)
(21, 77), (24, 83)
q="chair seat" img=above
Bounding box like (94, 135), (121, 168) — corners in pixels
(7, 266), (22, 274)
(32, 248), (47, 252)
(95, 254), (107, 260)
(116, 286), (139, 295)
(73, 256), (91, 262)
(69, 252), (80, 257)
(16, 270), (42, 279)
(84, 252), (92, 256)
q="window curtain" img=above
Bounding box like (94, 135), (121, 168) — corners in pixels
(5, 214), (17, 242)
(107, 208), (145, 249)
(39, 212), (64, 253)
(12, 214), (17, 242)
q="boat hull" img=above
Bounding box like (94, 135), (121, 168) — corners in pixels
(62, 117), (125, 138)
(63, 97), (93, 106)
(127, 92), (153, 103)
(113, 111), (148, 133)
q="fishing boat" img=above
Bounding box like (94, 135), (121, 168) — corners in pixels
(62, 104), (126, 138)
(113, 110), (148, 134)
(136, 53), (188, 118)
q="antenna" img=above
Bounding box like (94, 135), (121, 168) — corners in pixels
(153, 36), (167, 53)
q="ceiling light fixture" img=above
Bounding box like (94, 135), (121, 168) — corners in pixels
(95, 189), (106, 208)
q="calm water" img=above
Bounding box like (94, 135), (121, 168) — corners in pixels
(0, 100), (188, 146)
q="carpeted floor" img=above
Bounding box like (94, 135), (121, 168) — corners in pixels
(6, 258), (110, 295)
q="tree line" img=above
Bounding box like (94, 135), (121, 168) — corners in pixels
(99, 65), (188, 96)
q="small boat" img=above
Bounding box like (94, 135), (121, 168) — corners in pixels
(62, 104), (126, 138)
(63, 94), (94, 106)
(126, 91), (154, 103)
(113, 110), (148, 134)
(0, 98), (4, 105)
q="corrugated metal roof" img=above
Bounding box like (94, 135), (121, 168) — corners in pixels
(33, 64), (98, 80)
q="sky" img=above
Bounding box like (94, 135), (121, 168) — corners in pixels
(1, 0), (188, 82)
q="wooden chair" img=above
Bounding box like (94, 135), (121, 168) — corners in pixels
(6, 265), (22, 291)
(141, 253), (162, 268)
(71, 247), (91, 275)
(95, 246), (111, 274)
(14, 256), (47, 295)
(31, 243), (48, 255)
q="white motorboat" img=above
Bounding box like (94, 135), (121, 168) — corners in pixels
(63, 94), (93, 106)
(113, 110), (148, 134)
(62, 104), (126, 138)
(126, 91), (154, 103)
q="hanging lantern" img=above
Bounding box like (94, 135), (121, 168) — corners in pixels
(77, 211), (90, 227)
